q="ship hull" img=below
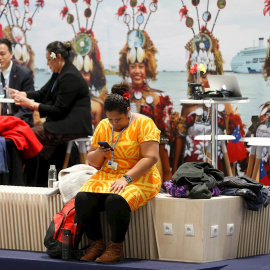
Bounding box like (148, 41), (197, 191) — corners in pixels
(248, 67), (262, 74)
(230, 41), (267, 74)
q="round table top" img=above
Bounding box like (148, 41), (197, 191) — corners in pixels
(240, 137), (270, 146)
(248, 141), (270, 146)
(180, 98), (250, 105)
(194, 135), (236, 141)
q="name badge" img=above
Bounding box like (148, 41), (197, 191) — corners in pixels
(108, 160), (118, 170)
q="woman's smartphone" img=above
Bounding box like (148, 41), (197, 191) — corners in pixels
(98, 141), (113, 151)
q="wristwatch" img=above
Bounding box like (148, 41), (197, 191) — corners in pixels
(123, 174), (132, 183)
(29, 102), (35, 110)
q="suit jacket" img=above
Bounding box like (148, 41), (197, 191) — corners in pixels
(2, 61), (35, 127)
(27, 59), (92, 136)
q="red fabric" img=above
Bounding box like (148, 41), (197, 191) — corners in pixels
(260, 160), (270, 186)
(227, 140), (248, 163)
(227, 116), (248, 171)
(0, 116), (43, 159)
(227, 126), (248, 163)
(0, 24), (3, 38)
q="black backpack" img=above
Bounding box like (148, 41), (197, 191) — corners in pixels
(44, 198), (84, 259)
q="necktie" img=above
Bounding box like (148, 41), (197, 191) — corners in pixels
(0, 72), (5, 89)
(1, 72), (8, 115)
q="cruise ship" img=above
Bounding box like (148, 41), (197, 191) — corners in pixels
(230, 38), (267, 73)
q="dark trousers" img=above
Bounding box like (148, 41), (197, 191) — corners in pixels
(75, 192), (131, 243)
(0, 139), (24, 185)
(32, 123), (86, 160)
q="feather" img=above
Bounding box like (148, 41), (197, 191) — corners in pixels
(60, 7), (69, 19)
(83, 0), (91, 5)
(35, 0), (45, 8)
(136, 47), (144, 63)
(179, 6), (188, 21)
(128, 47), (136, 64)
(76, 54), (84, 71)
(116, 5), (127, 18)
(84, 55), (91, 73)
(137, 3), (147, 14)
(14, 44), (22, 60)
(27, 18), (33, 25)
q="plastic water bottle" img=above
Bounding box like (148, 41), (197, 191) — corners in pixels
(61, 229), (72, 261)
(48, 165), (57, 188)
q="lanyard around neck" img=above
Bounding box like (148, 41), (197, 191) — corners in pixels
(110, 112), (133, 160)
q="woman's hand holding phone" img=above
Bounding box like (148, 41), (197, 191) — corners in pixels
(98, 141), (113, 151)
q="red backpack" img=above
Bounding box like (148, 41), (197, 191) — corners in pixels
(44, 198), (84, 259)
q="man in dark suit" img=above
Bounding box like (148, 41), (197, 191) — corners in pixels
(0, 38), (35, 127)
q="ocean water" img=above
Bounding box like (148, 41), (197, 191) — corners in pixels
(35, 71), (270, 130)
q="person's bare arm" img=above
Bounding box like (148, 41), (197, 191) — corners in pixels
(87, 144), (111, 168)
(110, 140), (159, 193)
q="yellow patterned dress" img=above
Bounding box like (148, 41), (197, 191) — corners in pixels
(79, 116), (162, 212)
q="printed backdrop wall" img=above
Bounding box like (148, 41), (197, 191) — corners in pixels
(1, 0), (270, 182)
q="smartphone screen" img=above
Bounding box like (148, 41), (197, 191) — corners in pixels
(98, 141), (113, 151)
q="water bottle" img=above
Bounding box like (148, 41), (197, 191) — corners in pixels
(61, 229), (72, 261)
(48, 165), (57, 188)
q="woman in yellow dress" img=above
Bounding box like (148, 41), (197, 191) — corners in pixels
(75, 82), (161, 264)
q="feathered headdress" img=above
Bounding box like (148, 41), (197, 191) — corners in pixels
(179, 0), (226, 82)
(263, 0), (270, 16)
(60, 0), (106, 90)
(117, 0), (159, 81)
(263, 1), (270, 85)
(0, 0), (45, 73)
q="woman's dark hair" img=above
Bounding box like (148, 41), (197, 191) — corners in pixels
(104, 81), (130, 114)
(46, 41), (73, 60)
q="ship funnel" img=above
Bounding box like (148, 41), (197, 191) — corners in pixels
(259, 37), (264, 48)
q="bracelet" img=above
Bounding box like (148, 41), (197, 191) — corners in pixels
(29, 102), (35, 110)
(123, 174), (132, 183)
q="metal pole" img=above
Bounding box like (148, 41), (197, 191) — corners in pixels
(211, 102), (218, 168)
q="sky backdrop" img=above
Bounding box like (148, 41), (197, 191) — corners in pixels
(2, 0), (269, 71)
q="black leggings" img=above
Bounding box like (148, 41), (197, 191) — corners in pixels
(75, 192), (131, 243)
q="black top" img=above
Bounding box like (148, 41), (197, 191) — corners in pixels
(27, 59), (92, 135)
(3, 61), (35, 127)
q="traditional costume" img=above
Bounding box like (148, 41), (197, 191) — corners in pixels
(80, 116), (161, 211)
(171, 0), (247, 176)
(117, 0), (173, 181)
(1, 0), (45, 74)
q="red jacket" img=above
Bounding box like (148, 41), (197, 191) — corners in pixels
(0, 116), (43, 159)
